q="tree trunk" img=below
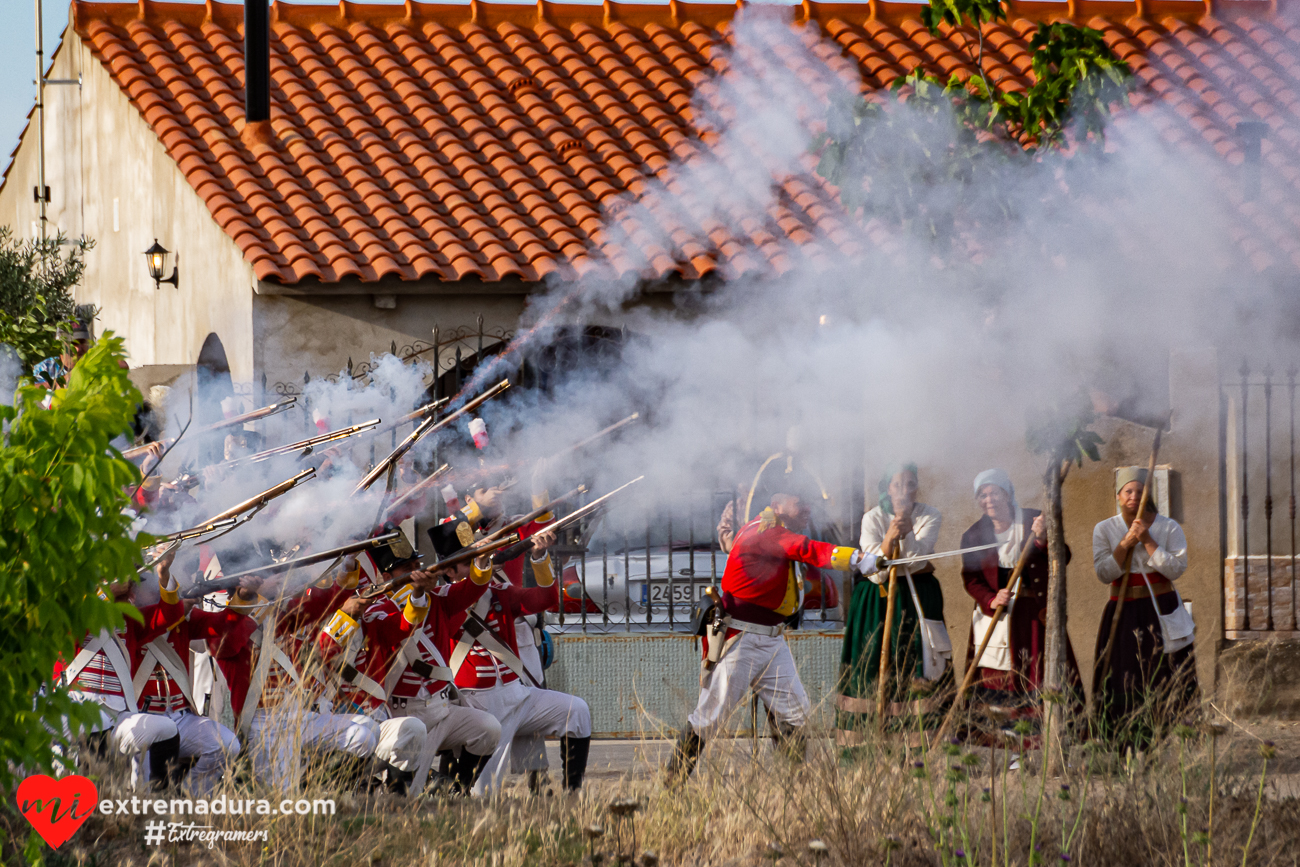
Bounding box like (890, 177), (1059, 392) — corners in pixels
(1042, 456), (1069, 775)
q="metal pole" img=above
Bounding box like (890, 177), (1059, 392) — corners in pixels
(623, 530), (631, 632)
(1265, 364), (1275, 631)
(667, 508), (675, 629)
(1290, 365), (1298, 632)
(34, 0), (47, 244)
(1241, 360), (1252, 630)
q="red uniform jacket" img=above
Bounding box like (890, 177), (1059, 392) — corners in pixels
(720, 514), (854, 619)
(388, 578), (491, 698)
(451, 580), (556, 690)
(129, 594), (255, 714)
(317, 594), (425, 712)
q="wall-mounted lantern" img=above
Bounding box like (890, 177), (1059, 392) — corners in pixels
(144, 239), (179, 290)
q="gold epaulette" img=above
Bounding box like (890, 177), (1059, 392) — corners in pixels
(461, 499), (483, 525)
(758, 508), (778, 533)
(159, 581), (179, 605)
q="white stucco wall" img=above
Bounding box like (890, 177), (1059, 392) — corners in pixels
(0, 28), (257, 382)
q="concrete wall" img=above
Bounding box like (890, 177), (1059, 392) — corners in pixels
(547, 631), (843, 736)
(0, 30), (258, 383)
(252, 291), (527, 389)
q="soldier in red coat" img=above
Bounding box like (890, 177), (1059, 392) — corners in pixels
(667, 492), (881, 779)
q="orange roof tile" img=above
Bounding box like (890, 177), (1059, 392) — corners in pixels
(67, 0), (1295, 284)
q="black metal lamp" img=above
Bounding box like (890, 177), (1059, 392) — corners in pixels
(144, 239), (179, 290)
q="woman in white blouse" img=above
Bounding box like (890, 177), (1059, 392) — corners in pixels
(837, 464), (950, 741)
(1091, 467), (1198, 745)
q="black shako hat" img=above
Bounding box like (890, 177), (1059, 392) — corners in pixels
(427, 518), (475, 560)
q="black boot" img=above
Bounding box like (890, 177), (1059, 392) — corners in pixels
(560, 736), (590, 791)
(148, 734), (181, 792)
(664, 724), (704, 783)
(452, 752), (491, 795)
(773, 721), (807, 763)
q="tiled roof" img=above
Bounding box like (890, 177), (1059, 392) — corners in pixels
(68, 0), (1295, 284)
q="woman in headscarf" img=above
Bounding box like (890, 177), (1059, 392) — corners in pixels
(959, 469), (1083, 749)
(1091, 467), (1197, 747)
(836, 464), (951, 744)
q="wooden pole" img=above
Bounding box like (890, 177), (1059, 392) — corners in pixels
(934, 536), (1035, 743)
(1093, 426), (1164, 699)
(875, 541), (903, 731)
(1042, 456), (1069, 774)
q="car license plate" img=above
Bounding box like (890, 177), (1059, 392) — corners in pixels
(640, 583), (703, 607)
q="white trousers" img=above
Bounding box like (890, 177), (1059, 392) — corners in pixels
(687, 632), (809, 739)
(136, 710), (239, 796)
(62, 692), (180, 785)
(463, 679), (591, 794)
(510, 638), (549, 774)
(248, 700), (379, 793)
(392, 693), (503, 793)
(368, 705), (426, 772)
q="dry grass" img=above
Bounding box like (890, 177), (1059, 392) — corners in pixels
(4, 701), (1299, 867)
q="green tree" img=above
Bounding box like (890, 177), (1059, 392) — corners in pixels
(813, 0), (1132, 247)
(0, 227), (94, 371)
(0, 334), (147, 790)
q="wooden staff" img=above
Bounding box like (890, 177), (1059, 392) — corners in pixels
(934, 533), (1036, 743)
(875, 541), (903, 731)
(1094, 426), (1164, 688)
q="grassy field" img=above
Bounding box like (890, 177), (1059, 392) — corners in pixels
(4, 707), (1299, 867)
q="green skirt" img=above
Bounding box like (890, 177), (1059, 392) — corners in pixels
(836, 572), (953, 740)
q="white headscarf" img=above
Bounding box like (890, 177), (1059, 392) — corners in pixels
(974, 469), (1023, 568)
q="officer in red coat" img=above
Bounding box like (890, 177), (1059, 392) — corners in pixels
(667, 492), (881, 779)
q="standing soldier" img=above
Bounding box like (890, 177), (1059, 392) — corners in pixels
(667, 492), (881, 780)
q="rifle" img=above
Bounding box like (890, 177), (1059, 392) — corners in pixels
(182, 531), (402, 598)
(154, 517), (240, 544)
(382, 463), (452, 520)
(356, 534), (520, 600)
(491, 476), (644, 563)
(480, 485), (587, 544)
(200, 468), (317, 525)
(218, 419), (381, 469)
(549, 413), (640, 460)
(370, 397), (450, 438)
(354, 379), (511, 495)
(122, 397), (298, 460)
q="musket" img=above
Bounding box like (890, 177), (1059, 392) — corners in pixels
(200, 468), (317, 524)
(369, 397), (450, 438)
(121, 397), (298, 460)
(154, 517), (240, 544)
(382, 463), (452, 520)
(356, 534), (520, 600)
(491, 476), (644, 563)
(549, 413), (640, 460)
(182, 531), (401, 598)
(480, 485), (587, 544)
(218, 419), (381, 469)
(354, 379), (511, 495)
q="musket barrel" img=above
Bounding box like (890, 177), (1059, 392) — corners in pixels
(354, 379), (511, 495)
(201, 468), (317, 524)
(183, 531), (401, 597)
(217, 419), (381, 469)
(122, 397), (298, 460)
